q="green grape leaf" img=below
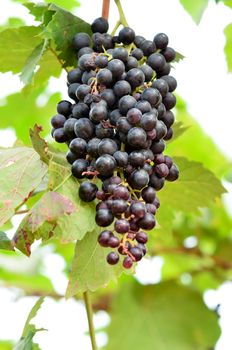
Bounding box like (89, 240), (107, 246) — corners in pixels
(23, 2), (52, 22)
(24, 0), (80, 12)
(0, 17), (25, 32)
(14, 297), (45, 350)
(0, 147), (47, 226)
(0, 266), (54, 295)
(106, 281), (220, 350)
(29, 124), (67, 166)
(169, 121), (190, 142)
(43, 5), (92, 67)
(66, 229), (125, 297)
(167, 97), (232, 177)
(224, 23), (232, 72)
(161, 253), (213, 280)
(174, 51), (185, 63)
(0, 26), (42, 74)
(23, 47), (62, 91)
(13, 191), (76, 255)
(158, 157), (226, 214)
(20, 40), (47, 85)
(179, 0), (209, 24)
(0, 89), (61, 144)
(0, 341), (13, 350)
(0, 231), (14, 251)
(48, 161), (96, 240)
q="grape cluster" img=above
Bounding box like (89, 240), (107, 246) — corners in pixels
(50, 17), (179, 268)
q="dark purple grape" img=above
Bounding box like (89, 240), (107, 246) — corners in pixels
(98, 230), (112, 247)
(53, 128), (67, 143)
(130, 202), (146, 218)
(51, 114), (66, 129)
(57, 100), (72, 117)
(118, 27), (135, 45)
(73, 33), (91, 51)
(107, 252), (119, 265)
(108, 236), (120, 248)
(126, 108), (142, 125)
(79, 181), (98, 202)
(123, 256), (133, 268)
(136, 231), (148, 244)
(152, 79), (169, 97)
(96, 208), (114, 226)
(141, 88), (162, 108)
(112, 199), (128, 214)
(131, 169), (149, 190)
(91, 17), (109, 33)
(140, 40), (156, 56)
(126, 68), (145, 88)
(131, 48), (143, 60)
(129, 246), (143, 261)
(96, 154), (116, 176)
(153, 33), (169, 49)
(119, 95), (137, 114)
(113, 151), (128, 167)
(128, 151), (145, 167)
(149, 173), (165, 190)
(66, 150), (78, 164)
(127, 127), (147, 148)
(95, 55), (108, 68)
(166, 164), (179, 181)
(138, 213), (156, 230)
(112, 47), (128, 62)
(141, 186), (156, 203)
(115, 219), (130, 233)
(162, 93), (176, 110)
(161, 47), (176, 62)
(135, 100), (152, 114)
(113, 80), (131, 98)
(162, 75), (177, 92)
(140, 64), (154, 82)
(108, 59), (125, 78)
(113, 186), (130, 200)
(140, 111), (157, 131)
(67, 68), (83, 84)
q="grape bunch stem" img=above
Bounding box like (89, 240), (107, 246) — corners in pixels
(102, 0), (111, 20)
(83, 290), (98, 350)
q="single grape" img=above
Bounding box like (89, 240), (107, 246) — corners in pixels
(162, 92), (176, 110)
(141, 186), (156, 203)
(128, 151), (145, 167)
(53, 128), (67, 143)
(96, 208), (114, 226)
(96, 154), (116, 176)
(100, 89), (116, 108)
(67, 68), (83, 84)
(57, 100), (72, 117)
(149, 173), (165, 190)
(123, 256), (133, 268)
(126, 68), (145, 89)
(141, 88), (162, 108)
(126, 56), (138, 70)
(111, 199), (128, 214)
(71, 159), (89, 178)
(98, 138), (118, 155)
(138, 212), (156, 230)
(127, 127), (147, 148)
(108, 236), (120, 248)
(66, 150), (78, 165)
(107, 252), (119, 265)
(140, 111), (157, 131)
(114, 219), (130, 233)
(63, 118), (77, 138)
(131, 169), (149, 190)
(130, 201), (146, 218)
(152, 79), (169, 97)
(136, 231), (148, 244)
(113, 151), (128, 167)
(113, 185), (130, 200)
(91, 17), (109, 33)
(118, 27), (135, 45)
(161, 75), (177, 92)
(96, 68), (113, 86)
(161, 47), (176, 62)
(129, 246), (143, 261)
(140, 64), (154, 82)
(118, 95), (137, 114)
(131, 48), (144, 60)
(74, 118), (94, 140)
(89, 104), (107, 123)
(98, 230), (112, 247)
(155, 163), (169, 178)
(153, 33), (169, 49)
(86, 138), (101, 157)
(147, 53), (166, 72)
(135, 100), (152, 114)
(73, 32), (91, 51)
(112, 47), (128, 62)
(166, 164), (179, 181)
(51, 114), (66, 129)
(140, 40), (156, 56)
(79, 181), (98, 202)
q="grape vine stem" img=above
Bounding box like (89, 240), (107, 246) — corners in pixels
(111, 0), (129, 35)
(83, 290), (98, 350)
(102, 0), (110, 19)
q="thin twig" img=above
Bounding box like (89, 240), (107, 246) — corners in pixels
(15, 209), (29, 215)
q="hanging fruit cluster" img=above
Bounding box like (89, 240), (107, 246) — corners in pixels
(51, 16), (179, 268)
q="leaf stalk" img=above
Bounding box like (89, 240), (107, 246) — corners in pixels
(83, 291), (98, 350)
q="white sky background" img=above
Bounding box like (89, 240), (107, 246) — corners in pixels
(0, 0), (232, 349)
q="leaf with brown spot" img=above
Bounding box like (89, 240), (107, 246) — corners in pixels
(0, 147), (47, 227)
(13, 191), (75, 255)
